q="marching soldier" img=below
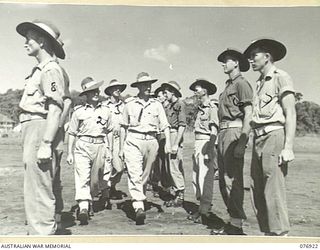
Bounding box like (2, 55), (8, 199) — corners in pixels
(66, 77), (113, 225)
(244, 39), (296, 236)
(119, 72), (171, 225)
(214, 49), (253, 235)
(16, 20), (69, 235)
(188, 79), (219, 225)
(103, 79), (127, 199)
(161, 81), (187, 207)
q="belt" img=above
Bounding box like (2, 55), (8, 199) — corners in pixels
(219, 119), (243, 130)
(253, 123), (284, 137)
(195, 132), (211, 140)
(128, 130), (157, 140)
(19, 112), (47, 123)
(78, 136), (105, 144)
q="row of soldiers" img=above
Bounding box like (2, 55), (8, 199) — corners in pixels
(16, 19), (296, 236)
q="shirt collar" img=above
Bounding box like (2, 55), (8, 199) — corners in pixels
(259, 65), (277, 82)
(201, 98), (211, 108)
(36, 58), (58, 71)
(85, 102), (102, 110)
(226, 73), (242, 84)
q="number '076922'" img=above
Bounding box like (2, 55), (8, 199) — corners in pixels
(299, 244), (318, 248)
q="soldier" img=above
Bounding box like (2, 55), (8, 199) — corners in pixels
(16, 20), (69, 235)
(188, 79), (219, 225)
(119, 72), (171, 225)
(244, 39), (296, 236)
(66, 77), (113, 225)
(161, 81), (187, 207)
(213, 49), (253, 235)
(103, 79), (127, 200)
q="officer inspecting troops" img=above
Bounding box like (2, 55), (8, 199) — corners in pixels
(66, 77), (113, 225)
(160, 81), (187, 207)
(16, 19), (69, 235)
(244, 39), (296, 236)
(103, 79), (127, 200)
(213, 49), (253, 235)
(119, 72), (171, 225)
(188, 79), (219, 225)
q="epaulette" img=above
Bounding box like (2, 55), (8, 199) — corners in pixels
(124, 96), (136, 104)
(150, 97), (161, 103)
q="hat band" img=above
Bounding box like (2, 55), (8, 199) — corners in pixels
(83, 81), (98, 90)
(137, 76), (153, 82)
(34, 22), (58, 39)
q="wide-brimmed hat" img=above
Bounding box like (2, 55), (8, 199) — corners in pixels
(16, 20), (65, 59)
(79, 77), (104, 96)
(243, 38), (287, 62)
(131, 72), (158, 88)
(104, 79), (127, 96)
(190, 79), (217, 95)
(161, 81), (182, 98)
(154, 86), (165, 97)
(217, 49), (250, 72)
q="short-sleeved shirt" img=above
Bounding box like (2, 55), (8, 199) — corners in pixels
(251, 66), (295, 126)
(194, 100), (219, 135)
(121, 97), (170, 133)
(19, 58), (68, 116)
(218, 73), (253, 122)
(103, 98), (125, 134)
(68, 102), (113, 137)
(164, 99), (187, 130)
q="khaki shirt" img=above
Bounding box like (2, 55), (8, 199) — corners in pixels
(68, 102), (113, 137)
(164, 99), (187, 130)
(218, 73), (253, 122)
(252, 66), (295, 126)
(194, 100), (219, 135)
(103, 98), (124, 136)
(19, 58), (68, 118)
(121, 97), (170, 133)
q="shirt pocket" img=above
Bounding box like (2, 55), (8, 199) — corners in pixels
(146, 112), (159, 128)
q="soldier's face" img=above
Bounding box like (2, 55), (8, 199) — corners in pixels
(24, 30), (42, 57)
(194, 85), (206, 98)
(110, 86), (121, 97)
(248, 49), (268, 71)
(138, 82), (152, 96)
(164, 89), (174, 102)
(157, 91), (166, 103)
(221, 57), (238, 74)
(86, 89), (100, 102)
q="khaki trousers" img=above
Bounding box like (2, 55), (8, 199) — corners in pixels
(218, 127), (246, 221)
(192, 139), (217, 214)
(22, 119), (57, 235)
(251, 128), (290, 235)
(124, 133), (159, 211)
(110, 136), (125, 186)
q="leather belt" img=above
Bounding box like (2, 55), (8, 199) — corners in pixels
(195, 132), (211, 140)
(219, 119), (243, 130)
(78, 135), (105, 144)
(253, 124), (284, 137)
(19, 112), (47, 123)
(128, 130), (157, 140)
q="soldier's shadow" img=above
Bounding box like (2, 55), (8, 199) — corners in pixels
(117, 200), (164, 222)
(56, 211), (76, 235)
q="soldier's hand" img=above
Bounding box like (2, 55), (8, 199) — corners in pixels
(234, 143), (246, 159)
(119, 149), (125, 161)
(37, 142), (52, 164)
(278, 149), (294, 166)
(66, 153), (74, 165)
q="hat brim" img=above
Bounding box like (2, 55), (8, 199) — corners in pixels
(161, 83), (182, 98)
(190, 80), (217, 95)
(16, 22), (65, 59)
(131, 79), (158, 88)
(217, 50), (250, 72)
(79, 81), (104, 96)
(154, 86), (165, 97)
(243, 39), (287, 62)
(104, 84), (127, 96)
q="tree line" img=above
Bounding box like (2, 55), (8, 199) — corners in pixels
(0, 89), (317, 136)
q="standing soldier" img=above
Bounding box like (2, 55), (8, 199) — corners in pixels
(103, 79), (127, 200)
(119, 72), (171, 225)
(244, 39), (296, 236)
(161, 81), (187, 207)
(66, 77), (113, 225)
(214, 49), (253, 235)
(188, 79), (219, 225)
(16, 20), (69, 235)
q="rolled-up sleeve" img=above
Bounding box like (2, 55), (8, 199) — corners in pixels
(158, 103), (170, 131)
(105, 109), (114, 133)
(40, 68), (65, 109)
(178, 102), (187, 127)
(277, 72), (295, 98)
(120, 104), (129, 128)
(209, 105), (219, 129)
(68, 110), (79, 136)
(237, 80), (253, 106)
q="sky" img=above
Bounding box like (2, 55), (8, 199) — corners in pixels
(0, 3), (319, 103)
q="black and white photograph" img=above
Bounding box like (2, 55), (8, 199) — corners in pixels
(0, 1), (319, 238)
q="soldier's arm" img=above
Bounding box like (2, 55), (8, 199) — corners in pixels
(173, 102), (186, 148)
(119, 104), (129, 160)
(59, 98), (72, 128)
(66, 109), (79, 165)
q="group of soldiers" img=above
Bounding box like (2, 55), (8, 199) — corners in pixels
(16, 19), (296, 236)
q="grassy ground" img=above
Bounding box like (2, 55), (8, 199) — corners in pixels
(0, 133), (319, 236)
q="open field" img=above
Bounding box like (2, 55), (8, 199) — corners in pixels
(0, 133), (319, 236)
